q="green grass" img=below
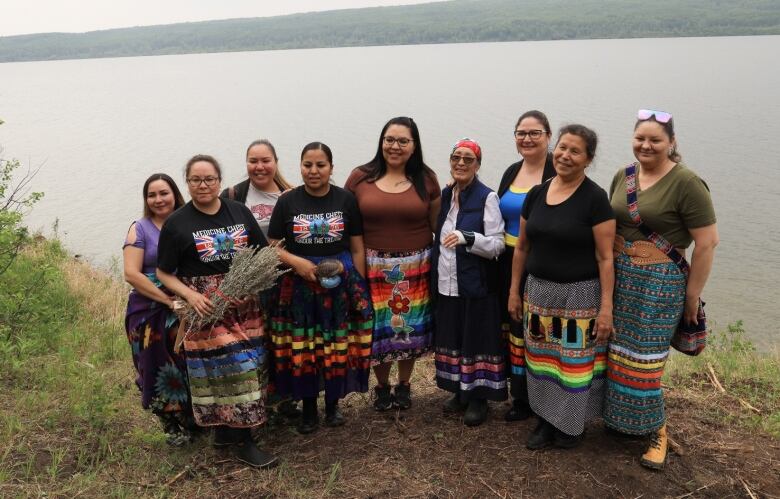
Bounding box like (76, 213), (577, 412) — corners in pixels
(665, 320), (780, 437)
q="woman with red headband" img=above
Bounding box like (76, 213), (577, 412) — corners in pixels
(432, 138), (506, 426)
(605, 110), (718, 469)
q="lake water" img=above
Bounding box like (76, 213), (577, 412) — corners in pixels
(0, 36), (778, 346)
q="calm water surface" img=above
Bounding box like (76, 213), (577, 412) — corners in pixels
(0, 36), (778, 346)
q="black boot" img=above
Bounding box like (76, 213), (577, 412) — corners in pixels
(504, 398), (533, 422)
(232, 429), (279, 469)
(324, 399), (345, 427)
(526, 418), (555, 450)
(393, 382), (412, 410)
(277, 399), (302, 419)
(553, 429), (584, 449)
(506, 377), (533, 422)
(443, 392), (468, 413)
(297, 397), (319, 434)
(463, 398), (488, 427)
(373, 385), (395, 412)
(213, 425), (241, 448)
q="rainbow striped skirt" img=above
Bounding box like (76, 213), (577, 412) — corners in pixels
(603, 253), (686, 435)
(270, 251), (373, 402)
(524, 275), (607, 436)
(182, 274), (268, 428)
(366, 247), (434, 365)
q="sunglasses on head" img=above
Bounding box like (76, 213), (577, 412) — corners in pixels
(637, 109), (672, 123)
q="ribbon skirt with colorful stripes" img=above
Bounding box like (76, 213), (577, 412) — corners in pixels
(182, 274), (268, 428)
(366, 247), (434, 365)
(603, 253), (685, 435)
(270, 251), (373, 402)
(524, 275), (606, 436)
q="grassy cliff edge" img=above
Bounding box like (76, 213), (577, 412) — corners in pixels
(1, 238), (778, 497)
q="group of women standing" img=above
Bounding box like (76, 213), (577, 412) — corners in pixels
(122, 110), (717, 471)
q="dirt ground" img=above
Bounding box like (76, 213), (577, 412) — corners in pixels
(137, 367), (780, 498)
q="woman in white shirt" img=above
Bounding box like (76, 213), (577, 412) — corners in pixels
(431, 138), (506, 427)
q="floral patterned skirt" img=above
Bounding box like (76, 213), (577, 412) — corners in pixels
(125, 291), (191, 420)
(270, 251), (373, 402)
(367, 247), (434, 365)
(181, 273), (268, 428)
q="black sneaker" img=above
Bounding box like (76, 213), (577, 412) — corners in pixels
(443, 393), (468, 413)
(373, 385), (395, 412)
(463, 399), (488, 427)
(553, 429), (583, 449)
(233, 440), (279, 469)
(393, 383), (411, 410)
(504, 399), (533, 422)
(526, 418), (555, 450)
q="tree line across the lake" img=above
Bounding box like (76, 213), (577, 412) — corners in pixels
(1, 0), (779, 63)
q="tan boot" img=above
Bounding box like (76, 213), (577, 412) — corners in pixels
(640, 424), (668, 470)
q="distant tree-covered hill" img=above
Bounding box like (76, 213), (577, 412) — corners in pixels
(1, 0), (778, 63)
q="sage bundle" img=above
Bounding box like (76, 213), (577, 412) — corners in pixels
(175, 245), (287, 334)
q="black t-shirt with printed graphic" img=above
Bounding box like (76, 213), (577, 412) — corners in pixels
(267, 186), (363, 257)
(157, 199), (267, 277)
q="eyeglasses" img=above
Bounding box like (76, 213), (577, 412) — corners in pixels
(637, 109), (672, 123)
(514, 129), (545, 140)
(383, 136), (413, 147)
(450, 154), (477, 166)
(187, 176), (219, 187)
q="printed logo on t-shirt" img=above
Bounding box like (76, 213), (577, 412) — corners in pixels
(292, 212), (344, 245)
(250, 203), (274, 223)
(192, 225), (248, 262)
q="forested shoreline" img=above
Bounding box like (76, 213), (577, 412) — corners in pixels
(2, 0), (779, 63)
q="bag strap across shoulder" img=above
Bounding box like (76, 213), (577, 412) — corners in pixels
(624, 162), (689, 276)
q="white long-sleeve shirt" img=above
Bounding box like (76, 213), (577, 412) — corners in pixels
(437, 190), (505, 297)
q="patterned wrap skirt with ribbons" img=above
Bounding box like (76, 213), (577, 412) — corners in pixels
(524, 274), (607, 436)
(181, 273), (268, 428)
(603, 238), (686, 435)
(270, 251), (373, 402)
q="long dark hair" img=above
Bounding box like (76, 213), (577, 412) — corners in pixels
(142, 173), (185, 218)
(356, 116), (436, 201)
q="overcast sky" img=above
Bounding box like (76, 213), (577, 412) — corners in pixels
(0, 0), (446, 37)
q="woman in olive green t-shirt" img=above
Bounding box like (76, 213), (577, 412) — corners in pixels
(604, 110), (719, 470)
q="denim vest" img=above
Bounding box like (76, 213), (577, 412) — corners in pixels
(432, 178), (499, 299)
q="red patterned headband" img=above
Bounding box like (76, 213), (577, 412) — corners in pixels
(452, 138), (481, 163)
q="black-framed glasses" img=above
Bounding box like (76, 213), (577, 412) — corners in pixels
(187, 176), (219, 187)
(450, 154), (477, 166)
(383, 136), (413, 147)
(514, 129), (545, 140)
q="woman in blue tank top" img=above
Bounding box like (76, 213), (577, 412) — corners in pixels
(496, 110), (558, 422)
